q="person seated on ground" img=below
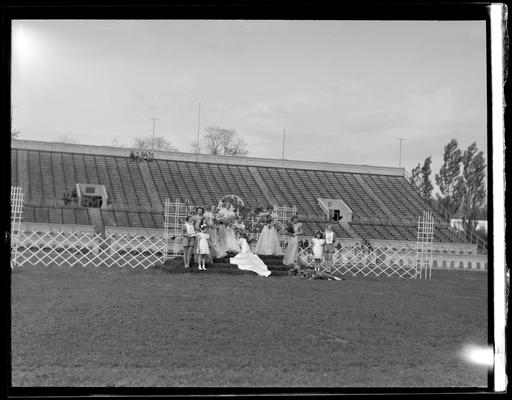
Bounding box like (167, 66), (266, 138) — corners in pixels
(289, 265), (342, 280)
(230, 231), (271, 277)
(71, 189), (77, 199)
(143, 152), (149, 161)
(129, 150), (136, 162)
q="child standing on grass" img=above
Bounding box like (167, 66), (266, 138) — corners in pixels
(311, 231), (325, 271)
(196, 225), (210, 271)
(182, 216), (196, 269)
(323, 224), (336, 272)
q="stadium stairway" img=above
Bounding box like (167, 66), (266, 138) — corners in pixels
(138, 162), (164, 211)
(88, 208), (105, 234)
(247, 166), (277, 205)
(16, 150), (30, 198)
(353, 174), (396, 220)
(159, 255), (290, 276)
(340, 221), (360, 239)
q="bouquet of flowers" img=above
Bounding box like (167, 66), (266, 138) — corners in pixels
(233, 220), (246, 233)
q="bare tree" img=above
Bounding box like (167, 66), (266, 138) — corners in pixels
(55, 135), (77, 144)
(112, 138), (124, 148)
(133, 136), (179, 151)
(195, 127), (248, 156)
(11, 129), (20, 138)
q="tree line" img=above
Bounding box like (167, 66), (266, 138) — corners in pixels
(409, 139), (487, 239)
(129, 127), (248, 156)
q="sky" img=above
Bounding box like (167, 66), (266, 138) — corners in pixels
(11, 19), (487, 175)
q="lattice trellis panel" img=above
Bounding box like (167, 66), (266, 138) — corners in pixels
(272, 205), (297, 250)
(416, 210), (434, 279)
(12, 231), (165, 269)
(164, 198), (191, 260)
(10, 186), (24, 268)
(297, 241), (419, 278)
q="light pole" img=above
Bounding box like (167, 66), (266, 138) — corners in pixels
(150, 117), (159, 151)
(282, 129), (285, 166)
(196, 102), (201, 162)
(397, 138), (405, 167)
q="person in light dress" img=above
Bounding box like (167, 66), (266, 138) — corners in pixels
(311, 231), (325, 271)
(204, 205), (225, 259)
(283, 215), (303, 267)
(192, 207), (205, 263)
(196, 225), (210, 270)
(230, 232), (271, 277)
(217, 204), (240, 253)
(255, 210), (284, 256)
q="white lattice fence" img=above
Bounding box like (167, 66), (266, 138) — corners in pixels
(297, 241), (419, 278)
(12, 230), (165, 268)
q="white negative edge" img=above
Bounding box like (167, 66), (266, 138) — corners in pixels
(491, 3), (507, 392)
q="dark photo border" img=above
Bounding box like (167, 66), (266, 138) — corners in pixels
(1, 1), (506, 398)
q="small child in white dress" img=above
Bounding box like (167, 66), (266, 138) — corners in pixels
(311, 231), (326, 271)
(196, 225), (210, 271)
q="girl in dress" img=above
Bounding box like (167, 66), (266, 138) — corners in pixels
(311, 231), (326, 271)
(192, 207), (205, 263)
(196, 225), (210, 270)
(230, 232), (271, 277)
(283, 215), (303, 267)
(323, 224), (336, 272)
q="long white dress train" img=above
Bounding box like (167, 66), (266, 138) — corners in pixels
(230, 238), (271, 277)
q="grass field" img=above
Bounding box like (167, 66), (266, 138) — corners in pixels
(11, 263), (489, 387)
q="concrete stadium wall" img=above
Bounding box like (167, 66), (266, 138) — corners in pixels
(18, 222), (95, 234)
(12, 139), (405, 176)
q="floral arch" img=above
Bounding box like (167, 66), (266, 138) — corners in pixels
(217, 194), (245, 210)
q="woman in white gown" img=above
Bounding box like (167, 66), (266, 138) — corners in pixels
(230, 233), (271, 277)
(255, 212), (284, 256)
(217, 204), (240, 253)
(283, 216), (303, 266)
(203, 205), (225, 259)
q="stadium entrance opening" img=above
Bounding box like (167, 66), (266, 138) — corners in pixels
(317, 198), (353, 223)
(76, 183), (109, 209)
(331, 209), (342, 222)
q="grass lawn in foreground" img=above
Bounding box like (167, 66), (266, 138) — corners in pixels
(11, 264), (488, 387)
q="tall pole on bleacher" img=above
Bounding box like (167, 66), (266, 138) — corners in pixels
(151, 117), (159, 151)
(397, 138), (405, 167)
(282, 129), (285, 166)
(196, 102), (201, 162)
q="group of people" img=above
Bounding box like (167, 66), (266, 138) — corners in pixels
(177, 204), (306, 277)
(176, 203), (347, 277)
(129, 150), (155, 162)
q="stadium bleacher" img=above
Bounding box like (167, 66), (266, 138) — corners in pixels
(11, 140), (469, 244)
